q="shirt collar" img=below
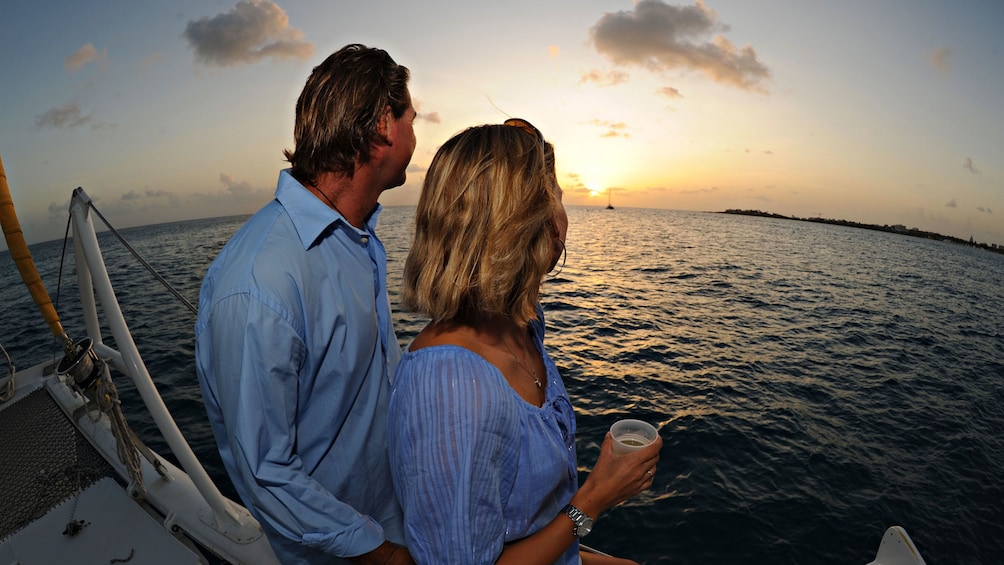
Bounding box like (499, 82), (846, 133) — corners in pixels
(274, 169), (382, 249)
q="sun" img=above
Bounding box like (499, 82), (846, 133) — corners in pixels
(585, 181), (601, 197)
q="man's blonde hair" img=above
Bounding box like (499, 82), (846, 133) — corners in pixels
(402, 124), (560, 327)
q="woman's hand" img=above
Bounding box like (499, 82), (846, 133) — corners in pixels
(494, 433), (661, 565)
(571, 432), (662, 518)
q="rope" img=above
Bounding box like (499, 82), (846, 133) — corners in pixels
(62, 483), (89, 537)
(0, 341), (13, 402)
(54, 212), (73, 326)
(92, 372), (146, 494)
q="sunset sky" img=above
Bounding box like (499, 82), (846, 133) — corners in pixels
(1, 0), (1002, 248)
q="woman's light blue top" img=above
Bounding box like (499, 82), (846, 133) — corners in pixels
(388, 314), (579, 564)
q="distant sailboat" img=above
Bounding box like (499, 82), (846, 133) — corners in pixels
(606, 188), (614, 210)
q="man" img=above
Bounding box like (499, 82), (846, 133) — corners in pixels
(195, 44), (416, 564)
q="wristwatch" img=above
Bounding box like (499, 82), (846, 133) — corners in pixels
(561, 504), (594, 538)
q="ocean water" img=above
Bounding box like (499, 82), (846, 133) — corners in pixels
(2, 206), (1003, 564)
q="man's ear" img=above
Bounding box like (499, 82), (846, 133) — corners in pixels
(376, 106), (394, 142)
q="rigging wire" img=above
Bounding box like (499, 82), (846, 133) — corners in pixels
(75, 200), (199, 316)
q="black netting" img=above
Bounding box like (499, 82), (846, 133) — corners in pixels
(0, 388), (114, 540)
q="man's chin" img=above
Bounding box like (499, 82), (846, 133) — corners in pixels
(387, 173), (407, 190)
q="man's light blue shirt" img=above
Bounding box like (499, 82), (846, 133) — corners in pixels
(195, 169), (403, 563)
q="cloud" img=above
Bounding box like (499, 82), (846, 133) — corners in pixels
(219, 172), (254, 194)
(580, 69), (630, 86)
(411, 99), (441, 124)
(963, 157), (980, 174)
(65, 43), (108, 72)
(977, 206), (992, 214)
(35, 102), (92, 129)
(656, 86), (683, 99)
(677, 186), (719, 194)
(140, 53), (163, 72)
(589, 119), (629, 138)
(417, 112), (442, 124)
(184, 0), (314, 67)
(590, 0), (770, 92)
(929, 47), (953, 75)
(188, 176), (274, 217)
(122, 188), (172, 202)
(48, 200), (70, 217)
(945, 198), (957, 208)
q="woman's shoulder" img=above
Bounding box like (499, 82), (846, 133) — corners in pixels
(392, 344), (523, 433)
(396, 343), (506, 393)
(401, 341), (492, 368)
(402, 324), (502, 374)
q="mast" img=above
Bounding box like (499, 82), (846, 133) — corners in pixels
(0, 153), (74, 353)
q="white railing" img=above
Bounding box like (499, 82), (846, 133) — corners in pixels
(68, 188), (278, 563)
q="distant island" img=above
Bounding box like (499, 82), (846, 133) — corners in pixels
(719, 209), (1004, 256)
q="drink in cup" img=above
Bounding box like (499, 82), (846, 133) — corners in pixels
(610, 419), (658, 455)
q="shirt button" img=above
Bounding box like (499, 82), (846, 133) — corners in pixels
(360, 236), (369, 245)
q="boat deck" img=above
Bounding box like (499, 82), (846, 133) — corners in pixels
(2, 477), (205, 564)
(0, 365), (208, 564)
(0, 381), (113, 541)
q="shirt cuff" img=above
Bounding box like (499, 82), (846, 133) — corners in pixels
(302, 515), (386, 559)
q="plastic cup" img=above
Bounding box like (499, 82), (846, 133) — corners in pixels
(610, 419), (658, 455)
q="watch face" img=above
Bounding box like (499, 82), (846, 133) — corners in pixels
(578, 521), (592, 537)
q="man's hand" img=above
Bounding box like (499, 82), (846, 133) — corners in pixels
(351, 540), (415, 565)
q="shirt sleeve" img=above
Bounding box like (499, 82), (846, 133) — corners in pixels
(388, 348), (520, 565)
(200, 291), (385, 558)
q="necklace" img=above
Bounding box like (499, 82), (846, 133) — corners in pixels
(502, 333), (543, 389)
(313, 187), (339, 211)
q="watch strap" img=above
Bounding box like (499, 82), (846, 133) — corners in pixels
(561, 503), (594, 538)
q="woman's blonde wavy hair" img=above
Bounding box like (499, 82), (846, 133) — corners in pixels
(402, 123), (560, 327)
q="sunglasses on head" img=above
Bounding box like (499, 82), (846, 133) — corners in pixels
(503, 118), (544, 144)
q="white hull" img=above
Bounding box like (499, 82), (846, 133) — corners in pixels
(0, 353), (279, 564)
(867, 526), (927, 565)
(1, 187), (278, 564)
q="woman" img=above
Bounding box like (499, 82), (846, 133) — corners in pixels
(388, 119), (662, 564)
